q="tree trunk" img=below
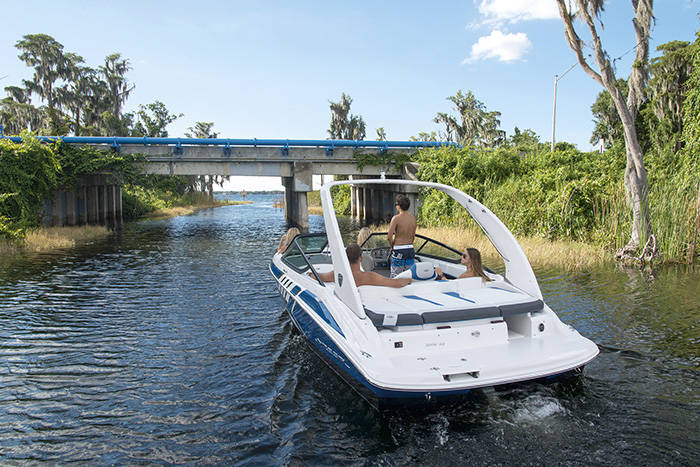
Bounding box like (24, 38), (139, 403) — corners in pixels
(609, 88), (653, 251)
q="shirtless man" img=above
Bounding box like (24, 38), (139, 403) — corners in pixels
(387, 194), (417, 278)
(314, 244), (411, 288)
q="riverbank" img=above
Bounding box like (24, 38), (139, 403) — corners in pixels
(143, 199), (253, 219)
(0, 225), (111, 256)
(0, 200), (252, 257)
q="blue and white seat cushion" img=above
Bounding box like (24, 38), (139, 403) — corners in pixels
(396, 262), (436, 281)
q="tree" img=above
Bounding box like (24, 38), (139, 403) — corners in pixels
(185, 121), (218, 138)
(556, 0), (656, 260)
(509, 127), (540, 150)
(590, 79), (628, 148)
(410, 131), (438, 142)
(681, 31), (700, 156)
(133, 101), (183, 137)
(327, 93), (366, 140)
(185, 121), (223, 199)
(0, 97), (44, 134)
(100, 53), (134, 120)
(376, 127), (387, 141)
(433, 90), (504, 147)
(15, 34), (68, 112)
(648, 40), (694, 152)
(56, 53), (97, 136)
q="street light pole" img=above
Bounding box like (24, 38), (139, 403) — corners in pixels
(551, 63), (577, 152)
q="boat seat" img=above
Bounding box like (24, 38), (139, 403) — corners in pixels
(359, 279), (543, 327)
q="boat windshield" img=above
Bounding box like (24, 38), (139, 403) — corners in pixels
(360, 232), (462, 263)
(281, 234), (329, 273)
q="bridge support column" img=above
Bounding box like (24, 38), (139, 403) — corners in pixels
(358, 187), (365, 220)
(116, 185), (123, 228)
(282, 161), (312, 231)
(99, 185), (108, 225)
(78, 187), (88, 225)
(88, 186), (98, 224)
(350, 176), (357, 218)
(52, 191), (66, 227)
(66, 191), (77, 226)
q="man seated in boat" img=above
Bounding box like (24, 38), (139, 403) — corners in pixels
(314, 244), (412, 288)
(387, 195), (417, 278)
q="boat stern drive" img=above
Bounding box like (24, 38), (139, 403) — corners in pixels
(270, 179), (599, 407)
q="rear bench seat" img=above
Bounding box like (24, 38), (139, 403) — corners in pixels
(359, 278), (544, 327)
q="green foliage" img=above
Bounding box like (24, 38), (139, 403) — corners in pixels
(433, 90), (505, 147)
(328, 93), (366, 140)
(681, 30), (700, 156)
(0, 135), (198, 238)
(121, 184), (168, 219)
(0, 134), (60, 236)
(330, 184), (351, 216)
(133, 101), (183, 137)
(414, 144), (698, 261)
(352, 151), (415, 173)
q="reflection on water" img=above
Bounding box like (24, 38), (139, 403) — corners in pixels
(0, 193), (697, 464)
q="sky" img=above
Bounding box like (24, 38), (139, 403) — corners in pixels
(2, 1), (698, 190)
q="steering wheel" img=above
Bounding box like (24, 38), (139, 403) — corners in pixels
(370, 247), (391, 260)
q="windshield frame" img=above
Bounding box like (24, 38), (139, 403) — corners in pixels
(281, 233), (329, 285)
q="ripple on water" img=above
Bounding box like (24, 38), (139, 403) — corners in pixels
(0, 193), (698, 464)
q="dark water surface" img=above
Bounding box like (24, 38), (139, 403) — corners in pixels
(1, 193), (697, 465)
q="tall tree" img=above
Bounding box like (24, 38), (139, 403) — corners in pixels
(556, 0), (656, 260)
(56, 53), (94, 136)
(185, 121), (221, 199)
(15, 34), (68, 111)
(409, 131), (438, 142)
(328, 93), (366, 140)
(133, 101), (182, 137)
(100, 53), (134, 120)
(185, 121), (218, 138)
(433, 90), (504, 147)
(590, 79), (628, 148)
(648, 40), (694, 152)
(681, 30), (700, 156)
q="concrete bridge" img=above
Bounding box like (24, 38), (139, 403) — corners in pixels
(2, 136), (456, 229)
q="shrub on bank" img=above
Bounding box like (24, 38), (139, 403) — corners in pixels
(0, 135), (212, 239)
(414, 145), (698, 263)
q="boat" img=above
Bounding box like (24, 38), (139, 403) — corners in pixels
(269, 179), (599, 408)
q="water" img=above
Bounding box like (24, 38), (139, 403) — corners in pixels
(0, 193), (697, 464)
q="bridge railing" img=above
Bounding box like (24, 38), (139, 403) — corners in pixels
(0, 134), (458, 151)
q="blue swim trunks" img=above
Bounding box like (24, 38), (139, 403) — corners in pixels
(390, 245), (415, 278)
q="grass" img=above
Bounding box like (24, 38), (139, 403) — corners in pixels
(0, 225), (110, 256)
(144, 199), (252, 219)
(368, 224), (611, 272)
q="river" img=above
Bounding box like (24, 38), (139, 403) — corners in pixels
(0, 193), (697, 465)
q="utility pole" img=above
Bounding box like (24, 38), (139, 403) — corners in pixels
(551, 63), (578, 152)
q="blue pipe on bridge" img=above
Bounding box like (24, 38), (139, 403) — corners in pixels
(0, 135), (458, 149)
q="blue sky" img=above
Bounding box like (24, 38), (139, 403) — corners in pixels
(2, 1), (698, 190)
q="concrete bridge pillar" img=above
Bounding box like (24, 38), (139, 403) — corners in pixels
(88, 186), (99, 224)
(116, 185), (123, 228)
(78, 187), (88, 225)
(282, 161), (312, 231)
(66, 191), (77, 226)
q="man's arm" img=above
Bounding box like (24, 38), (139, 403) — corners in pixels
(360, 271), (411, 288)
(309, 270), (335, 282)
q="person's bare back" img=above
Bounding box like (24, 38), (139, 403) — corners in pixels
(387, 211), (416, 248)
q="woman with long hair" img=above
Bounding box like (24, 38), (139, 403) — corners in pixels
(277, 227), (300, 254)
(435, 247), (492, 282)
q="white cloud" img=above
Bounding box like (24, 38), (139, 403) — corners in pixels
(464, 30), (532, 63)
(477, 0), (559, 25)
